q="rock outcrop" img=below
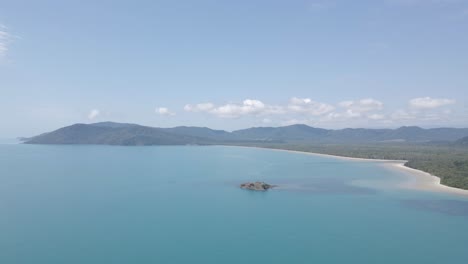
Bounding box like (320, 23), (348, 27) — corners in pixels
(240, 182), (275, 191)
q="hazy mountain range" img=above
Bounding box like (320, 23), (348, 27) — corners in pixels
(23, 122), (468, 145)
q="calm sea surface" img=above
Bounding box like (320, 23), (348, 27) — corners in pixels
(1, 144), (468, 264)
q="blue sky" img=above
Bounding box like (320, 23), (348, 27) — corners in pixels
(1, 0), (467, 137)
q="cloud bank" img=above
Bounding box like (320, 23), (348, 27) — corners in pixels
(409, 97), (455, 109)
(185, 99), (284, 118)
(183, 96), (458, 127)
(288, 97), (335, 115)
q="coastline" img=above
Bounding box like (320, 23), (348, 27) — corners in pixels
(228, 145), (468, 197)
(384, 162), (468, 196)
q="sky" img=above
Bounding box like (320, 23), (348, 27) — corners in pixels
(1, 0), (467, 137)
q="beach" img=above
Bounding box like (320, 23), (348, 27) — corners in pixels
(385, 162), (468, 196)
(231, 145), (468, 197)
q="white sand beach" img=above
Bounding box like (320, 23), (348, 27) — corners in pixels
(231, 145), (468, 197)
(384, 162), (468, 196)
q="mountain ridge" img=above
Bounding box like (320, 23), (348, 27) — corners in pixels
(24, 122), (468, 145)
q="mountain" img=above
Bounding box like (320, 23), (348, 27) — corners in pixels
(232, 125), (468, 143)
(162, 126), (239, 141)
(25, 123), (213, 145)
(232, 124), (329, 142)
(24, 122), (468, 145)
(456, 136), (468, 146)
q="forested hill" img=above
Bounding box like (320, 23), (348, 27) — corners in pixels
(24, 122), (468, 145)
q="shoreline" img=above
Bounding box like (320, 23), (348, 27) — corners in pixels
(384, 162), (468, 196)
(226, 145), (468, 197)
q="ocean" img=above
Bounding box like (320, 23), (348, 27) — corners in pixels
(1, 144), (468, 263)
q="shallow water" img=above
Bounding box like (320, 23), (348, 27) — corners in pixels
(1, 145), (467, 263)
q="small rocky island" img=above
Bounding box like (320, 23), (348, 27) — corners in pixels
(240, 182), (276, 191)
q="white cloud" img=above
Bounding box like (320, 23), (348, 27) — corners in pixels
(88, 109), (100, 120)
(184, 103), (215, 112)
(185, 98), (334, 118)
(338, 100), (353, 108)
(156, 107), (176, 116)
(210, 99), (268, 118)
(338, 98), (384, 113)
(181, 96), (460, 127)
(322, 109), (361, 121)
(288, 97), (335, 116)
(185, 99), (284, 118)
(0, 24), (11, 58)
(368, 114), (385, 120)
(409, 97), (455, 109)
(321, 98), (385, 122)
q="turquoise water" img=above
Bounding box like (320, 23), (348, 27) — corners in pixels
(1, 144), (468, 264)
